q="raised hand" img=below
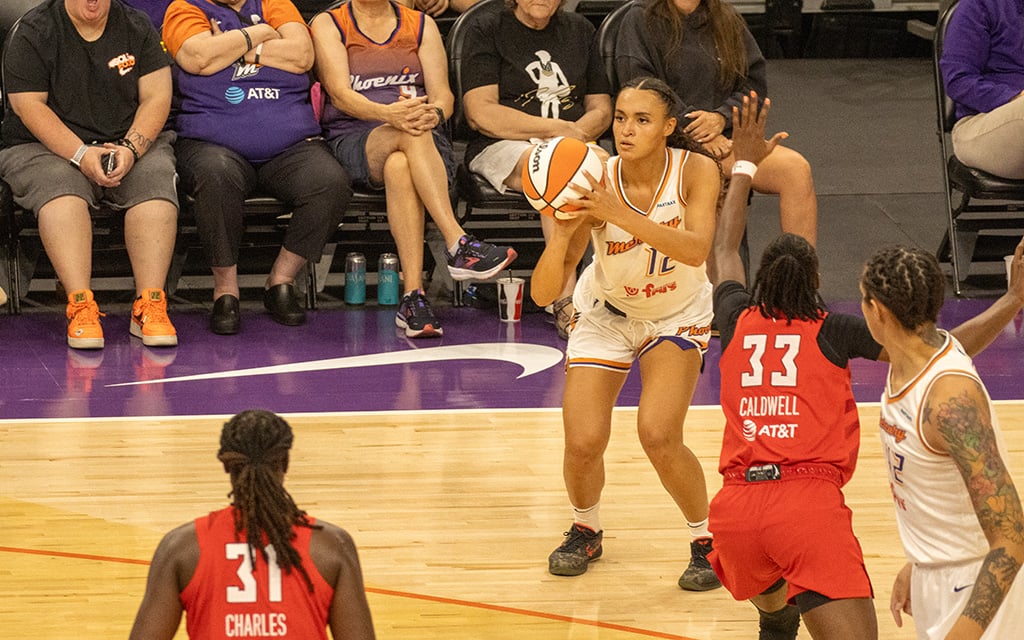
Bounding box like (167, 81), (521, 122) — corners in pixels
(731, 91), (788, 167)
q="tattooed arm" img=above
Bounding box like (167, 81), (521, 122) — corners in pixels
(104, 66), (172, 181)
(922, 375), (1024, 640)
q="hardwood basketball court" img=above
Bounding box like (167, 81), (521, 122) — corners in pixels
(3, 404), (1022, 639)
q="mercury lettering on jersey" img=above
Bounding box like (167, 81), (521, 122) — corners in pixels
(232, 62), (261, 81)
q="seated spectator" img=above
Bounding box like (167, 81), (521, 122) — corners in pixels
(941, 0), (1024, 179)
(163, 0), (352, 334)
(460, 0), (612, 338)
(311, 0), (517, 339)
(0, 0), (179, 350)
(615, 0), (817, 247)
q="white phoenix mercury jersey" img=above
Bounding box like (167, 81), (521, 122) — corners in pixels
(587, 148), (712, 321)
(879, 331), (1007, 565)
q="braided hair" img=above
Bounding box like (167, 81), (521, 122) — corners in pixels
(860, 245), (945, 331)
(749, 233), (826, 322)
(617, 76), (710, 156)
(218, 410), (320, 593)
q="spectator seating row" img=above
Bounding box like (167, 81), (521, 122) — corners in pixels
(1, 0), (432, 314)
(2, 0), (746, 314)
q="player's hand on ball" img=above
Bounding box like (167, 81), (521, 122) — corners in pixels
(565, 170), (622, 223)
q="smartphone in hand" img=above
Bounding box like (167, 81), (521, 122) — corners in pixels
(104, 151), (118, 175)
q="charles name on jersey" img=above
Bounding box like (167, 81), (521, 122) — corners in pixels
(225, 612), (287, 637)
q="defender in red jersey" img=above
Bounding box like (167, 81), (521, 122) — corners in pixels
(128, 410), (375, 640)
(712, 94), (1024, 640)
(709, 94), (880, 640)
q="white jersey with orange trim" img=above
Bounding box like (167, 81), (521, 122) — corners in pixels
(584, 147), (712, 322)
(878, 331), (1006, 566)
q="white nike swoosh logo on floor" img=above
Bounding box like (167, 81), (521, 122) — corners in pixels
(106, 343), (564, 387)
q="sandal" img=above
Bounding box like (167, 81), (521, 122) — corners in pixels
(552, 296), (574, 340)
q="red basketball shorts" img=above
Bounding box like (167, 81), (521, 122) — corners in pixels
(708, 477), (874, 603)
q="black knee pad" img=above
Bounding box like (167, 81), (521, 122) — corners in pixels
(756, 603), (800, 640)
(794, 589), (833, 614)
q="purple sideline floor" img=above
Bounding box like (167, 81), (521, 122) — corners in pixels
(0, 297), (1020, 420)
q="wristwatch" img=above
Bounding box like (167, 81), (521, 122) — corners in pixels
(433, 106), (446, 127)
(69, 144), (89, 168)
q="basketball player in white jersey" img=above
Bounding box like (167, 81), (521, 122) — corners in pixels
(531, 76), (723, 590)
(861, 242), (1024, 639)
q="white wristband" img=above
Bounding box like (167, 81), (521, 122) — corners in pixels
(69, 144), (89, 168)
(731, 160), (757, 179)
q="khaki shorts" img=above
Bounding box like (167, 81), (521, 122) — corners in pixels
(951, 97), (1024, 179)
(0, 130), (179, 214)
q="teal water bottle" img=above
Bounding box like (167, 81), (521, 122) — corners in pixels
(344, 252), (366, 305)
(377, 253), (400, 305)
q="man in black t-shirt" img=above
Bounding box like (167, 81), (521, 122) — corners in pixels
(459, 0), (612, 338)
(460, 0), (610, 176)
(0, 0), (179, 350)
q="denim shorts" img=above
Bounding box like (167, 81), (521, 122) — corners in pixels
(328, 126), (456, 190)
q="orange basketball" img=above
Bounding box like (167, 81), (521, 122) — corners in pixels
(521, 137), (604, 219)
